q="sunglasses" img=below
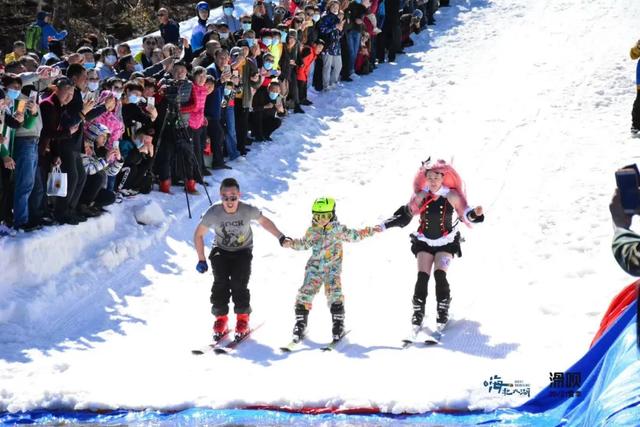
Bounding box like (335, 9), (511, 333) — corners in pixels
(222, 195), (239, 202)
(312, 212), (332, 221)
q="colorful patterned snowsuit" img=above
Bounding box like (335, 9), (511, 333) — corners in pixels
(289, 221), (378, 310)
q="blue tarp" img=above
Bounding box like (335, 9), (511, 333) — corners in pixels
(519, 299), (640, 426)
(2, 301), (637, 426)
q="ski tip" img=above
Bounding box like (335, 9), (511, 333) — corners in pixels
(280, 347), (292, 353)
(213, 348), (228, 355)
(191, 350), (205, 355)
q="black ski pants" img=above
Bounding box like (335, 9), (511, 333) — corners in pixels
(632, 90), (640, 130)
(205, 115), (225, 167)
(209, 247), (253, 316)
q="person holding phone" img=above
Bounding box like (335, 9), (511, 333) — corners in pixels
(611, 166), (640, 275)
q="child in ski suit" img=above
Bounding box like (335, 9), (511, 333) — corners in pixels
(283, 197), (383, 341)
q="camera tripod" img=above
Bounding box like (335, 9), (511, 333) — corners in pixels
(152, 98), (212, 218)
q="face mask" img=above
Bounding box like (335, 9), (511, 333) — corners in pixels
(105, 55), (117, 66)
(242, 23), (252, 32)
(223, 7), (234, 16)
(128, 94), (139, 104)
(312, 14), (321, 22)
(134, 138), (145, 149)
(84, 62), (95, 69)
(219, 32), (230, 40)
(262, 38), (272, 46)
(88, 81), (99, 91)
(355, 0), (362, 3)
(134, 63), (143, 72)
(272, 38), (281, 45)
(224, 88), (232, 96)
(246, 38), (255, 47)
(112, 90), (123, 98)
(280, 31), (288, 41)
(6, 89), (20, 101)
(263, 61), (273, 70)
(268, 92), (278, 101)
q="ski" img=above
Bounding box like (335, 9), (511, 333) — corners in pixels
(280, 337), (303, 353)
(214, 322), (265, 355)
(432, 321), (448, 342)
(191, 331), (231, 355)
(403, 325), (440, 348)
(320, 330), (351, 352)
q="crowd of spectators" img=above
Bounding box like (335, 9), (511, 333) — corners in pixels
(0, 0), (448, 237)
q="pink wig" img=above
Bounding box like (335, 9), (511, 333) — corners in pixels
(409, 159), (471, 225)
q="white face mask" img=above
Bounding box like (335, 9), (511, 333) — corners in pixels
(88, 81), (99, 91)
(105, 55), (117, 66)
(219, 32), (230, 40)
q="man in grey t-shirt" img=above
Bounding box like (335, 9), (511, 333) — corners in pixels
(194, 177), (289, 340)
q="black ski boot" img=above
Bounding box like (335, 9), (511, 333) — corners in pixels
(411, 297), (425, 327)
(292, 305), (309, 342)
(330, 303), (345, 341)
(436, 297), (451, 328)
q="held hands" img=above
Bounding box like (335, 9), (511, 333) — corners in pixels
(279, 235), (293, 247)
(196, 260), (209, 273)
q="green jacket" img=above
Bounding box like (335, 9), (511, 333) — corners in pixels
(0, 100), (39, 158)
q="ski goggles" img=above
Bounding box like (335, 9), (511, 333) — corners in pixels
(312, 212), (332, 221)
(222, 195), (238, 202)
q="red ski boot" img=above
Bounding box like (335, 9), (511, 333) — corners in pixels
(235, 313), (250, 339)
(213, 315), (229, 341)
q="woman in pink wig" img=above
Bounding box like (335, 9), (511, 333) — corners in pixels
(383, 158), (484, 333)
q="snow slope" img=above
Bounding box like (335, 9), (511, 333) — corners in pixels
(2, 0), (640, 416)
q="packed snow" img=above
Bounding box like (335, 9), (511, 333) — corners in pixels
(1, 0), (640, 415)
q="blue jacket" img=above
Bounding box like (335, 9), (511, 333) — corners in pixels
(318, 13), (341, 56)
(37, 16), (67, 52)
(205, 64), (223, 120)
(190, 20), (208, 52)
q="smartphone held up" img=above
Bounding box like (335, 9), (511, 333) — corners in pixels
(615, 164), (640, 214)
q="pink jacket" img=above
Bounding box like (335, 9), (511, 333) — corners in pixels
(89, 91), (125, 150)
(180, 83), (208, 130)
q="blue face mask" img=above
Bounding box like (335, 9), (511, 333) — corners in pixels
(268, 92), (278, 101)
(242, 23), (252, 32)
(312, 14), (320, 22)
(263, 61), (273, 70)
(262, 38), (272, 46)
(128, 94), (139, 104)
(223, 88), (232, 96)
(280, 31), (288, 40)
(355, 0), (362, 3)
(223, 7), (234, 16)
(84, 62), (95, 70)
(246, 38), (255, 47)
(6, 89), (20, 101)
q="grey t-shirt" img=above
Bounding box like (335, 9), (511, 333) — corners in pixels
(199, 202), (262, 251)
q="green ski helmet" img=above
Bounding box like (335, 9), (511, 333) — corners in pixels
(311, 197), (335, 214)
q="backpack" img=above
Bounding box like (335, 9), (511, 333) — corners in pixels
(25, 23), (42, 52)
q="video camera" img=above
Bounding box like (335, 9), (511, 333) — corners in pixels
(162, 78), (192, 107)
(615, 164), (640, 214)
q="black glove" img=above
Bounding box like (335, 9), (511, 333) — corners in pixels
(383, 205), (413, 229)
(467, 209), (485, 223)
(279, 235), (292, 246)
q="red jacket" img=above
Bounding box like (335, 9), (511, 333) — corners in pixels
(180, 83), (208, 129)
(296, 46), (318, 82)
